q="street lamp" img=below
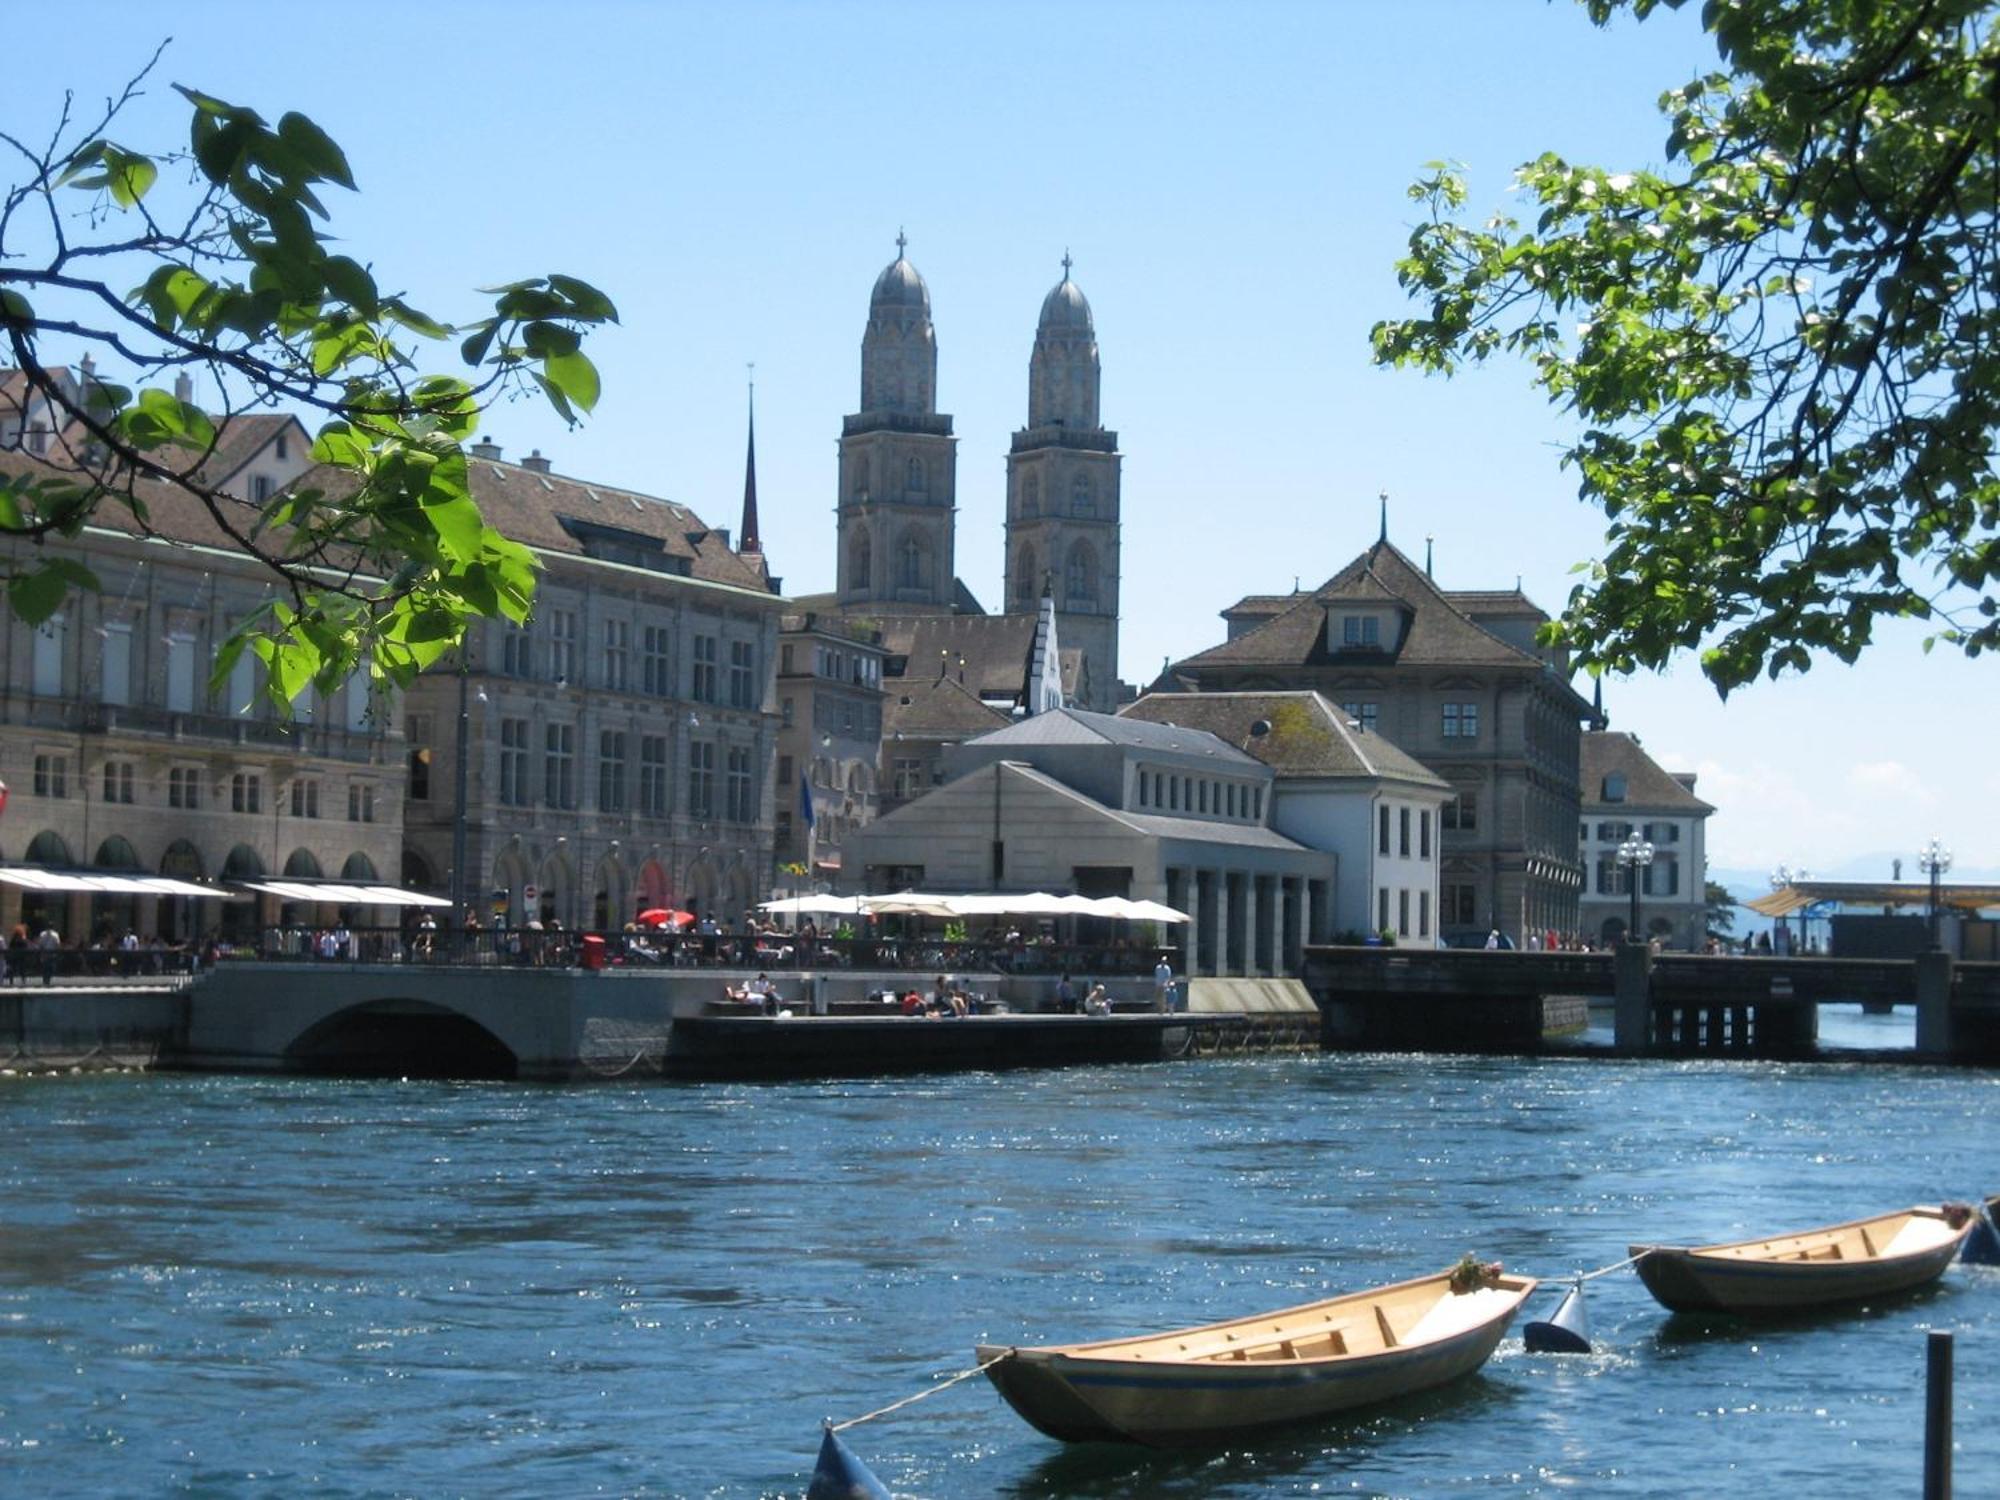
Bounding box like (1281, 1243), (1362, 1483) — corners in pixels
(1917, 837), (1952, 950)
(1617, 832), (1655, 944)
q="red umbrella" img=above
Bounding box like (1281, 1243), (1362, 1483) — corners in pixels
(638, 908), (695, 928)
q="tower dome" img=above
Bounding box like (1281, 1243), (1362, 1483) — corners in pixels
(1038, 258), (1094, 336)
(870, 232), (931, 317)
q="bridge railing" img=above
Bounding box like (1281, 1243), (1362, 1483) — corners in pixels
(217, 926), (1167, 977)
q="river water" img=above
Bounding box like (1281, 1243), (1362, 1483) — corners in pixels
(1, 1030), (1994, 1497)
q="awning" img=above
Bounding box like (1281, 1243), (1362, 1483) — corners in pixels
(1746, 880), (2000, 918)
(0, 867), (238, 899)
(777, 891), (1194, 923)
(238, 880), (453, 908)
(757, 894), (870, 916)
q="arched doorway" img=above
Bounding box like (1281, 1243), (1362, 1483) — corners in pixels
(1599, 916), (1628, 946)
(488, 848), (527, 926)
(21, 831), (72, 935)
(221, 844), (265, 942)
(282, 848), (323, 930)
(159, 839), (204, 943)
(637, 859), (670, 916)
(537, 849), (572, 927)
(592, 850), (627, 931)
(342, 852), (381, 930)
(91, 835), (143, 941)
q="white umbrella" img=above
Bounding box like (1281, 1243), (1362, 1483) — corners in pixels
(1117, 898), (1191, 924)
(863, 891), (960, 918)
(758, 894), (868, 915)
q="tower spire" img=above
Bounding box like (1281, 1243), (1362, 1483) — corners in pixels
(1425, 532), (1434, 577)
(1592, 674), (1606, 730)
(1378, 490), (1388, 546)
(1061, 248), (1072, 281)
(739, 363), (760, 553)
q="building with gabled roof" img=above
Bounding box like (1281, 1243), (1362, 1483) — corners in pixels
(1164, 534), (1593, 945)
(843, 705), (1336, 975)
(1121, 690), (1450, 943)
(1579, 729), (1715, 950)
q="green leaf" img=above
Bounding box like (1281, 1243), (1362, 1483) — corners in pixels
(276, 111), (356, 189)
(541, 349), (600, 414)
(103, 148), (158, 208)
(8, 560), (96, 624)
(0, 288), (32, 328)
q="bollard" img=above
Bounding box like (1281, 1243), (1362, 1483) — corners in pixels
(1924, 1330), (1952, 1500)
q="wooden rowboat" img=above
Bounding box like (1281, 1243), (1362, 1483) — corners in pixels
(976, 1266), (1536, 1447)
(1630, 1203), (1974, 1315)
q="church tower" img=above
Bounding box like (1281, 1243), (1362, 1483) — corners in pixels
(835, 235), (959, 613)
(1004, 255), (1121, 708)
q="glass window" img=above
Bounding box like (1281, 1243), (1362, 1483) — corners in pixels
(642, 626), (673, 694)
(1399, 806), (1411, 858)
(100, 622), (132, 707)
(598, 730), (627, 812)
(547, 609), (577, 683)
(1378, 805), (1390, 855)
(688, 740), (716, 817)
(166, 631), (196, 713)
(346, 782), (375, 823)
(1420, 809), (1432, 859)
(544, 722), (575, 808)
(604, 619), (630, 691)
(232, 772), (262, 814)
(640, 735), (669, 817)
(101, 760), (134, 804)
(729, 641), (756, 709)
(692, 635), (718, 703)
(32, 614), (65, 697)
(726, 747), (753, 822)
(1419, 890), (1431, 938)
(499, 718), (529, 806)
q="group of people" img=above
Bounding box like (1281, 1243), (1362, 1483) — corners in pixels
(2, 924), (199, 985)
(899, 974), (976, 1018)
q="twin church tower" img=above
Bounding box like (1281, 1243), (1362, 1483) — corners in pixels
(828, 236), (1122, 709)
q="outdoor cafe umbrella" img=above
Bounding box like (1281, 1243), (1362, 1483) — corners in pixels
(638, 908), (696, 928)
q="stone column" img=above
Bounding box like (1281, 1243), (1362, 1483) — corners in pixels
(1915, 950), (1954, 1057)
(1613, 940), (1653, 1052)
(1181, 866), (1201, 978)
(1260, 875), (1280, 976)
(1208, 876), (1224, 980)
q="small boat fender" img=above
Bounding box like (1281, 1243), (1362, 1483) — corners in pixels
(807, 1424), (891, 1500)
(1523, 1279), (1593, 1355)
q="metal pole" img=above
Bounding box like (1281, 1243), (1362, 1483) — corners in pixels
(1925, 1329), (1952, 1499)
(1929, 862), (1941, 949)
(1628, 859), (1639, 940)
(451, 648), (470, 927)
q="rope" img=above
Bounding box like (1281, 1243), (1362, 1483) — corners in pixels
(829, 1349), (1014, 1432)
(1573, 1251), (1649, 1282)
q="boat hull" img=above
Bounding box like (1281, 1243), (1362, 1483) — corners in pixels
(976, 1275), (1531, 1447)
(1630, 1208), (1971, 1315)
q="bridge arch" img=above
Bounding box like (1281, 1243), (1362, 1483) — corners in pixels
(281, 998), (519, 1079)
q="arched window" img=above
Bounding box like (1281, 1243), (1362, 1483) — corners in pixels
(1013, 547), (1038, 607)
(1022, 473), (1040, 517)
(1064, 541), (1098, 608)
(906, 457), (927, 495)
(1070, 474), (1093, 517)
(898, 532), (928, 591)
(849, 530), (871, 591)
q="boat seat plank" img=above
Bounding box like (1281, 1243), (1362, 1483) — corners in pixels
(1375, 1305), (1398, 1349)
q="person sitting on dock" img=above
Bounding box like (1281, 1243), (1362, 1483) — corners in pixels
(1083, 983), (1111, 1016)
(745, 972), (777, 1015)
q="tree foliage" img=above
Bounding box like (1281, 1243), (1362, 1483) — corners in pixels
(0, 48), (616, 707)
(1373, 0), (1998, 693)
(1704, 878), (1737, 937)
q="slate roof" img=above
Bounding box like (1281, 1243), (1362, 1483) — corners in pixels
(1175, 540), (1549, 674)
(0, 435), (773, 598)
(882, 673), (1011, 738)
(1446, 588), (1548, 618)
(966, 706), (1264, 766)
(1121, 691), (1447, 789)
(188, 413), (305, 491)
(1221, 591), (1306, 620)
(976, 762), (1315, 853)
(1581, 731), (1715, 814)
(875, 611), (1082, 702)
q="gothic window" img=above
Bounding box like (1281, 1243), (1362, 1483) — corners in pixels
(1013, 547), (1038, 607)
(1070, 473), (1093, 517)
(898, 532), (928, 591)
(1022, 472), (1040, 517)
(1064, 541), (1097, 608)
(907, 457), (927, 495)
(849, 530), (871, 591)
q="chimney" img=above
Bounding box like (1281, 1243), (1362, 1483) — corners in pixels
(173, 371), (193, 404)
(521, 448), (552, 473)
(469, 437), (503, 460)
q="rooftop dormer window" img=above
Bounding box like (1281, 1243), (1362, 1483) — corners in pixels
(1601, 772), (1627, 803)
(1341, 615), (1380, 647)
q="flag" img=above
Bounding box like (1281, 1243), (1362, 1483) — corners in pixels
(800, 771), (815, 829)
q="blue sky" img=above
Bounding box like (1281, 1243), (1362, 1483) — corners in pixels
(10, 1), (1996, 880)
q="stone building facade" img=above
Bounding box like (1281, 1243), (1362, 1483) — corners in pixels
(1164, 537), (1591, 946)
(773, 611), (887, 881)
(0, 405), (402, 945)
(400, 443), (784, 931)
(1577, 730), (1714, 950)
